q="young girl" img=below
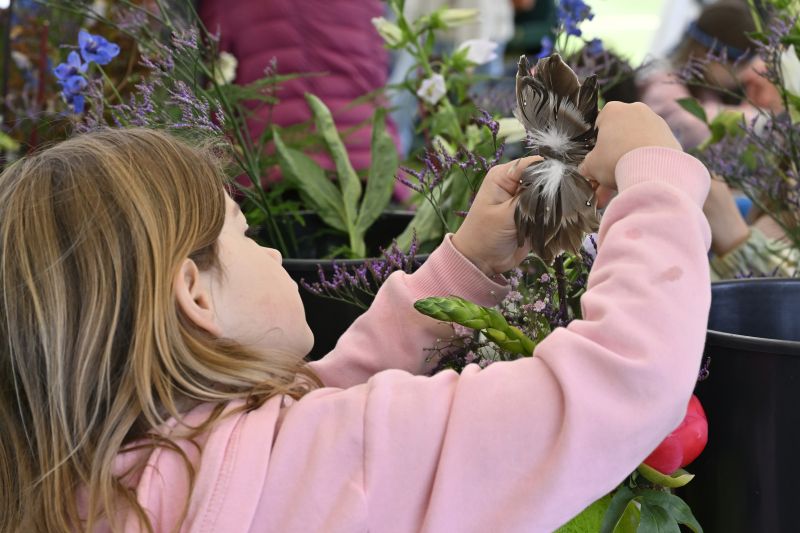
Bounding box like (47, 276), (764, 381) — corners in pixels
(0, 102), (712, 532)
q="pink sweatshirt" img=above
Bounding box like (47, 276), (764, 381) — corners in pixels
(108, 147), (712, 532)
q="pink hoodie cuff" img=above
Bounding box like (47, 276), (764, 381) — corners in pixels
(615, 147), (710, 207)
(406, 234), (509, 308)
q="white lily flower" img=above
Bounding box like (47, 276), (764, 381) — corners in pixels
(371, 17), (404, 47)
(438, 8), (479, 28)
(213, 51), (238, 85)
(497, 117), (526, 142)
(780, 46), (800, 97)
(417, 74), (447, 105)
(457, 39), (499, 66)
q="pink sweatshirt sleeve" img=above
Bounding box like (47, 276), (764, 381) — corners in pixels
(254, 147), (712, 531)
(309, 235), (509, 388)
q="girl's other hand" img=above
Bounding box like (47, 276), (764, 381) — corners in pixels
(452, 156), (540, 276)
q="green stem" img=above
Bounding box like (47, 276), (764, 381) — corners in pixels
(96, 65), (123, 105)
(746, 0), (763, 34)
(152, 0), (176, 30)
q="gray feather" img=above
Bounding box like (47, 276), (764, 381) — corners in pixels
(513, 54), (600, 262)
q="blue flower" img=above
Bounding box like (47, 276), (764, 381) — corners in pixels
(53, 51), (87, 82)
(78, 30), (120, 65)
(537, 36), (554, 59)
(59, 75), (87, 113)
(586, 38), (604, 56)
(63, 93), (85, 114)
(557, 0), (594, 37)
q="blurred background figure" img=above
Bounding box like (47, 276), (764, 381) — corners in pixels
(637, 1), (773, 151)
(506, 0), (558, 61)
(198, 0), (401, 184)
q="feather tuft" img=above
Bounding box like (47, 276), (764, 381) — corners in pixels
(513, 54), (601, 262)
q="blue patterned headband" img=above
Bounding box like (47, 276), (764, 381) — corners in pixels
(685, 21), (751, 61)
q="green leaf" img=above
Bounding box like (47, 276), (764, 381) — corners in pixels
(0, 131), (20, 152)
(637, 490), (703, 533)
(555, 494), (611, 532)
(638, 502), (680, 533)
(305, 94), (363, 228)
(615, 501), (641, 533)
(600, 486), (637, 533)
(273, 129), (347, 233)
(356, 108), (398, 234)
(676, 98), (708, 125)
(636, 464), (695, 488)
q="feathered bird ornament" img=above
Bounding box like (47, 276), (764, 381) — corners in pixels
(513, 54), (600, 262)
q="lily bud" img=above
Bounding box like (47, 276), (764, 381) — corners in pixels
(497, 117), (527, 143)
(371, 17), (404, 47)
(433, 8), (479, 29)
(457, 38), (499, 66)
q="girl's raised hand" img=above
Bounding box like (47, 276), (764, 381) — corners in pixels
(580, 102), (682, 191)
(451, 156), (540, 276)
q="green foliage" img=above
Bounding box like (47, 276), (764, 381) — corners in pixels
(274, 96), (398, 258)
(676, 98), (708, 125)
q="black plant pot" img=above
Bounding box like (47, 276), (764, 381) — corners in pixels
(275, 211), (427, 360)
(680, 278), (800, 533)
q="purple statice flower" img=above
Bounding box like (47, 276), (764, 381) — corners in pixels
(78, 30), (120, 65)
(115, 7), (149, 32)
(168, 80), (224, 134)
(301, 236), (421, 310)
(474, 108), (499, 139)
(172, 29), (199, 50)
(700, 110), (800, 250)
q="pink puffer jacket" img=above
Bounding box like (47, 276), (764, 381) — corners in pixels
(199, 0), (400, 176)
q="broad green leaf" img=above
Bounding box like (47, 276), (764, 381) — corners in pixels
(614, 501), (641, 533)
(638, 502), (680, 533)
(397, 197), (442, 249)
(273, 129), (347, 232)
(600, 486), (637, 533)
(305, 94), (362, 229)
(637, 490), (703, 533)
(676, 98), (708, 125)
(556, 494), (611, 532)
(356, 107), (398, 234)
(637, 464), (695, 488)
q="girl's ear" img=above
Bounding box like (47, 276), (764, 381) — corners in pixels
(173, 258), (222, 337)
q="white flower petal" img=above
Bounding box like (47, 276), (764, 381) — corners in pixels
(457, 39), (499, 66)
(417, 74), (447, 106)
(781, 46), (800, 97)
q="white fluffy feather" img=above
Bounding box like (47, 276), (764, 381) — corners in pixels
(525, 159), (570, 221)
(526, 126), (576, 155)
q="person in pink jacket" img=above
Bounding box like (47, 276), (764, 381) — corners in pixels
(0, 102), (711, 532)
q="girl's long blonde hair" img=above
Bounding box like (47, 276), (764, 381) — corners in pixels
(0, 128), (319, 532)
